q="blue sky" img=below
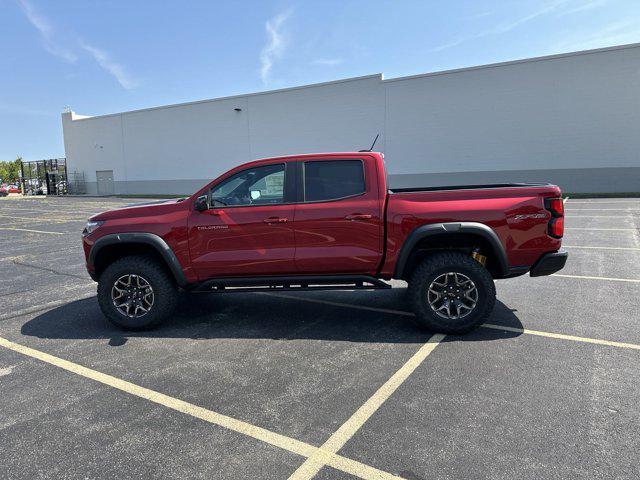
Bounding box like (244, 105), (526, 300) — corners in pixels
(2, 0), (639, 160)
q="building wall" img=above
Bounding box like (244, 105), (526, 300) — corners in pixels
(62, 44), (640, 195)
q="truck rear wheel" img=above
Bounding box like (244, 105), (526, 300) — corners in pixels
(408, 252), (496, 334)
(97, 255), (178, 330)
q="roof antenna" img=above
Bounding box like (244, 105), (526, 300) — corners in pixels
(359, 133), (379, 152)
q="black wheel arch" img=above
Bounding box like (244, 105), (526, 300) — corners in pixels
(89, 233), (187, 287)
(394, 222), (509, 280)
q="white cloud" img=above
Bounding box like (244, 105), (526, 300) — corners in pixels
(471, 11), (494, 19)
(17, 0), (77, 63)
(431, 38), (467, 52)
(492, 0), (571, 34)
(559, 0), (608, 16)
(552, 20), (640, 52)
(311, 58), (343, 66)
(432, 0), (572, 52)
(260, 9), (292, 84)
(80, 42), (140, 90)
(17, 1), (139, 90)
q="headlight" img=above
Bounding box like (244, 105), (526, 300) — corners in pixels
(82, 220), (104, 237)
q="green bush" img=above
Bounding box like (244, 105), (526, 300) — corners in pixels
(0, 157), (22, 184)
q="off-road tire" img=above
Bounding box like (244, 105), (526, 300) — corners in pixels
(408, 252), (496, 334)
(97, 255), (178, 330)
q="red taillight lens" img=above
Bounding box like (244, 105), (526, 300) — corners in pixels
(549, 216), (564, 238)
(545, 197), (564, 238)
(545, 198), (564, 217)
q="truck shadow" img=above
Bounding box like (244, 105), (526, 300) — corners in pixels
(21, 289), (523, 344)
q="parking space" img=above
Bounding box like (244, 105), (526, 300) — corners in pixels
(0, 349), (304, 480)
(339, 332), (639, 479)
(1, 195), (639, 479)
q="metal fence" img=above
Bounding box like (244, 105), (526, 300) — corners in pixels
(20, 158), (68, 195)
(67, 171), (86, 195)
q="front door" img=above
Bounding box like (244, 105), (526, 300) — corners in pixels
(188, 162), (296, 279)
(96, 170), (114, 195)
(293, 158), (383, 275)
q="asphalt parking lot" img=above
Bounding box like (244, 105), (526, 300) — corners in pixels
(1, 195), (639, 479)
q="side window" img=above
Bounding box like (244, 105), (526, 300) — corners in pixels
(211, 164), (285, 206)
(304, 160), (365, 202)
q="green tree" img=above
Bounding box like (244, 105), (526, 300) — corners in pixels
(0, 157), (22, 184)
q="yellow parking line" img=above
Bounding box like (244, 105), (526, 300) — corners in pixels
(0, 214), (77, 223)
(563, 245), (640, 251)
(0, 336), (404, 480)
(288, 334), (445, 480)
(0, 289), (96, 321)
(482, 324), (640, 350)
(568, 228), (636, 231)
(568, 200), (640, 204)
(0, 227), (65, 235)
(265, 293), (640, 350)
(551, 273), (640, 283)
(259, 292), (413, 317)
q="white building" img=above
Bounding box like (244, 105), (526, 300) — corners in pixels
(62, 43), (640, 195)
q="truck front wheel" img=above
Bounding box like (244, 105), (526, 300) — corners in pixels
(408, 252), (496, 334)
(97, 255), (178, 330)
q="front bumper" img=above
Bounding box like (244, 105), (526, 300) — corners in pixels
(530, 250), (568, 277)
(82, 234), (97, 281)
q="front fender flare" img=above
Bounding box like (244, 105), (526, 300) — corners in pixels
(393, 222), (509, 279)
(89, 232), (187, 286)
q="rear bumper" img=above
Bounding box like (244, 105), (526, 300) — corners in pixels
(529, 250), (568, 277)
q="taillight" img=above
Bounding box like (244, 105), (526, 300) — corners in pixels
(546, 198), (564, 217)
(549, 217), (564, 238)
(545, 197), (564, 238)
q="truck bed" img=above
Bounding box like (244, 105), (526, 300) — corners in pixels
(389, 183), (551, 194)
(381, 181), (563, 278)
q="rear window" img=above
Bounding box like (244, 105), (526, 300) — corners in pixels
(304, 160), (365, 202)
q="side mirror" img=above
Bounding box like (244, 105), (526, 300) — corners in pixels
(250, 190), (261, 200)
(194, 195), (209, 212)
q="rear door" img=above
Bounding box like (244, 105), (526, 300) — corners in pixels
(293, 157), (383, 274)
(188, 162), (297, 279)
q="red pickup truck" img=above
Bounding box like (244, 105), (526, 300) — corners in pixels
(82, 152), (567, 333)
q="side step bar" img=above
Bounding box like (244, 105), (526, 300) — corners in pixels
(192, 275), (391, 293)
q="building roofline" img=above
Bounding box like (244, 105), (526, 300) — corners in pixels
(382, 41), (640, 84)
(66, 74), (383, 122)
(66, 41), (640, 121)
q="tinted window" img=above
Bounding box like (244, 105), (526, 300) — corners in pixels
(304, 160), (365, 202)
(211, 164), (285, 206)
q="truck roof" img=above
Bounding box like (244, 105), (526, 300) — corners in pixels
(252, 151), (383, 162)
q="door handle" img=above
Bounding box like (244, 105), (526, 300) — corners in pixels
(345, 213), (372, 221)
(264, 217), (288, 224)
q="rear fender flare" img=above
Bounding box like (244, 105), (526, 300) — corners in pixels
(393, 222), (509, 279)
(89, 232), (187, 286)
